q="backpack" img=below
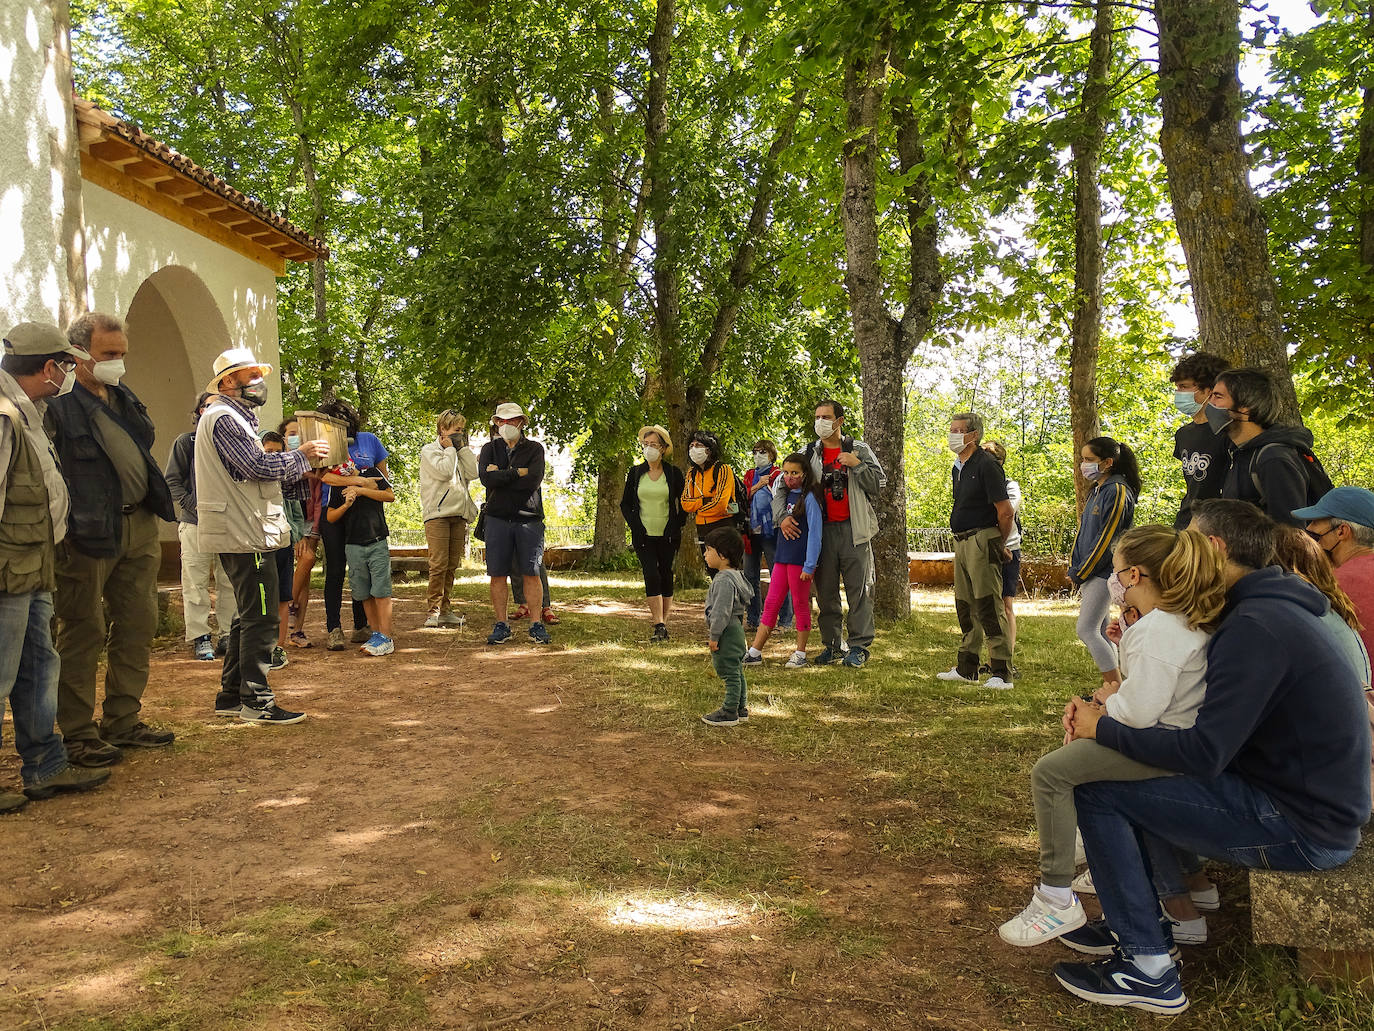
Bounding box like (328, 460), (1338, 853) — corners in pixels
(1250, 442), (1334, 508)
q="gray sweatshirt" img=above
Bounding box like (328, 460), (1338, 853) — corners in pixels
(704, 567), (754, 641)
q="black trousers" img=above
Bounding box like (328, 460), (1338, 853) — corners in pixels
(635, 535), (677, 597)
(320, 511), (367, 632)
(216, 552), (279, 709)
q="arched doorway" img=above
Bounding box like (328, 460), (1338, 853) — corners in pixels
(121, 265), (232, 543)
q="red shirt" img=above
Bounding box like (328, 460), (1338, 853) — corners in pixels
(822, 445), (851, 523)
(1337, 552), (1374, 662)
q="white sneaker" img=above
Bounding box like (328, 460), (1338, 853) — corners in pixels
(936, 667), (979, 683)
(1074, 829), (1088, 868)
(423, 611), (441, 628)
(983, 676), (1014, 690)
(784, 652), (808, 669)
(363, 633), (395, 656)
(997, 889), (1086, 947)
(1190, 882), (1220, 912)
(1071, 868), (1096, 895)
(1163, 911), (1207, 945)
(439, 611), (464, 628)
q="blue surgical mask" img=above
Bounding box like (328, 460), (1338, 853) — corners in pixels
(286, 434), (301, 449)
(1173, 390), (1202, 417)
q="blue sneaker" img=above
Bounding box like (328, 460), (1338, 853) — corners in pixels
(192, 634), (215, 661)
(1063, 917), (1182, 964)
(363, 634), (394, 656)
(842, 646), (869, 668)
(1053, 952), (1188, 1014)
(528, 621), (552, 645)
(359, 631), (385, 653)
(487, 621), (513, 645)
(813, 645), (845, 665)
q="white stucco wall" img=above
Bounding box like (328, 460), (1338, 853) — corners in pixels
(0, 1), (73, 327)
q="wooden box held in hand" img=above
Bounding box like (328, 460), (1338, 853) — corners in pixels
(294, 411), (348, 469)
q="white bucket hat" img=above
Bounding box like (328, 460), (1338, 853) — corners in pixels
(206, 347), (272, 395)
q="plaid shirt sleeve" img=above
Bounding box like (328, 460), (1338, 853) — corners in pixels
(210, 413), (312, 484)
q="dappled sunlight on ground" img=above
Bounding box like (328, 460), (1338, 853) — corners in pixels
(604, 892), (750, 931)
(255, 794), (311, 809)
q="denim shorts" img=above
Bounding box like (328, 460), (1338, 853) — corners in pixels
(346, 539), (392, 600)
(484, 516), (545, 577)
(1001, 548), (1022, 598)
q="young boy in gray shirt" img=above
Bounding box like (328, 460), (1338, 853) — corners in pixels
(700, 527), (755, 727)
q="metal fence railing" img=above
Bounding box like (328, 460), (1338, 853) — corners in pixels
(908, 523), (1077, 558)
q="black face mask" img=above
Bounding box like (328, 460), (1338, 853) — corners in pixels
(1204, 402), (1233, 436)
(239, 379), (268, 407)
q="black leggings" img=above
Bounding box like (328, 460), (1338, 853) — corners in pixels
(635, 535), (677, 597)
(320, 512), (367, 632)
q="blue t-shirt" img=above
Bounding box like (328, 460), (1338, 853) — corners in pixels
(321, 431), (389, 507)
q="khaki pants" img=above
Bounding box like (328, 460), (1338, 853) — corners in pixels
(178, 520), (237, 640)
(55, 508), (161, 741)
(951, 526), (1012, 677)
(424, 516), (468, 614)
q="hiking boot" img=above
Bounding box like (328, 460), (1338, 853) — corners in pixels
(528, 621), (552, 645)
(423, 610), (441, 628)
(65, 738), (123, 768)
(1053, 953), (1188, 1015)
(541, 606), (560, 625)
(192, 634), (215, 661)
(327, 628), (346, 651)
(650, 623), (669, 642)
(487, 621), (513, 645)
(784, 652), (808, 669)
(998, 890), (1086, 947)
(23, 763), (111, 800)
(362, 633), (395, 656)
(440, 611), (465, 627)
(239, 703), (306, 726)
(0, 791), (29, 813)
(350, 626), (373, 644)
(812, 645), (845, 665)
(269, 646), (289, 670)
(936, 667), (979, 683)
(842, 646), (869, 668)
(100, 722), (175, 748)
(700, 707), (740, 727)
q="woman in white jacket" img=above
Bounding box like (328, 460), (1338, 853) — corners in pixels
(419, 410), (479, 627)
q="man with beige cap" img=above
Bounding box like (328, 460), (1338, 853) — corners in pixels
(47, 312), (176, 767)
(0, 323), (112, 808)
(196, 348), (328, 724)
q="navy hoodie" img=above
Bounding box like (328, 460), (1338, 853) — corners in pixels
(1097, 566), (1371, 850)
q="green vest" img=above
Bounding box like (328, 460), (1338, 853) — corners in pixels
(0, 396), (56, 594)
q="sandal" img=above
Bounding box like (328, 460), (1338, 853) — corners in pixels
(288, 630), (313, 648)
(509, 605), (531, 621)
(541, 606), (561, 625)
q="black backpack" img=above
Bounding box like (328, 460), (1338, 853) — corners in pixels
(1249, 442), (1334, 507)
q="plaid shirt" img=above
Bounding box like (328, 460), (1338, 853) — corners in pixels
(209, 396), (311, 499)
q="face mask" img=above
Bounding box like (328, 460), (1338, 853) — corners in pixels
(1173, 390), (1202, 417)
(498, 423), (521, 443)
(46, 365), (76, 397)
(641, 445), (661, 463)
(948, 432), (966, 453)
(688, 445), (708, 466)
(1107, 570), (1130, 607)
(91, 359), (125, 385)
(1204, 402), (1233, 435)
(782, 473), (803, 489)
(239, 379), (267, 407)
(754, 452), (771, 470)
(1080, 461), (1100, 480)
(814, 418), (834, 439)
(286, 434), (301, 449)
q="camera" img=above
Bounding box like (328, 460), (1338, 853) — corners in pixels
(823, 465), (848, 501)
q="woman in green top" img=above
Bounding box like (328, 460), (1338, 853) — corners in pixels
(620, 425), (687, 641)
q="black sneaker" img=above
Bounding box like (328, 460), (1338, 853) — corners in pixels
(23, 763), (111, 800)
(700, 707), (740, 727)
(65, 738), (123, 767)
(100, 722), (175, 748)
(269, 646), (288, 670)
(812, 645), (845, 665)
(737, 705), (750, 722)
(1063, 918), (1181, 964)
(214, 691), (242, 717)
(650, 623), (669, 642)
(1053, 952), (1188, 1014)
(486, 621), (513, 645)
(528, 621), (552, 645)
(239, 703), (307, 726)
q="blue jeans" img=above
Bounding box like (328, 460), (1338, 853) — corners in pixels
(0, 591), (68, 784)
(1075, 773), (1355, 958)
(745, 533), (792, 628)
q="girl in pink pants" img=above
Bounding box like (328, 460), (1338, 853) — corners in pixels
(743, 454), (824, 669)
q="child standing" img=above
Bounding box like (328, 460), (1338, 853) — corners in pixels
(744, 453), (822, 669)
(997, 525), (1226, 948)
(326, 463), (397, 656)
(699, 527), (754, 727)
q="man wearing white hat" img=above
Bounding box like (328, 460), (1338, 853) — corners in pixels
(196, 348), (329, 724)
(478, 402), (550, 646)
(0, 324), (113, 809)
(48, 312), (177, 767)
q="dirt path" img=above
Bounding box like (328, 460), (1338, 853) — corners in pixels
(1, 587), (1150, 1030)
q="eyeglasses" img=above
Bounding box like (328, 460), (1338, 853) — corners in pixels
(1308, 526), (1339, 544)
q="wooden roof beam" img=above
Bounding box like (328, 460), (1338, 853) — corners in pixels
(87, 138), (142, 164)
(155, 178), (201, 198)
(182, 194), (229, 213)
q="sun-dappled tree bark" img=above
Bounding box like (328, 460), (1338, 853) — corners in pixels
(1069, 0), (1112, 512)
(1155, 0), (1298, 421)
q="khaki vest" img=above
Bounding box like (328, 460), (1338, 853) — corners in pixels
(0, 396), (56, 594)
(194, 401), (289, 554)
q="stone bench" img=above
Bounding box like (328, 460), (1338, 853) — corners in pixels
(1251, 834), (1374, 983)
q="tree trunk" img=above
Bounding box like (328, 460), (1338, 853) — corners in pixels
(47, 0), (86, 322)
(1154, 0), (1298, 421)
(590, 457), (630, 562)
(287, 97), (333, 400)
(1069, 0), (1112, 512)
(1360, 3), (1374, 276)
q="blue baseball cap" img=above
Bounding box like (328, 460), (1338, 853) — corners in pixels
(1292, 486), (1374, 529)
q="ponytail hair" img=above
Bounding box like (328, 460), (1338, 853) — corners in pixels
(1086, 436), (1141, 495)
(1272, 525), (1363, 632)
(1115, 525), (1227, 631)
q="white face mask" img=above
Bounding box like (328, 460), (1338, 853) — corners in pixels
(498, 423), (521, 443)
(814, 418), (834, 439)
(948, 431), (966, 453)
(91, 358), (126, 385)
(754, 452), (771, 469)
(1080, 461), (1100, 480)
(641, 445), (661, 463)
(688, 445), (708, 465)
(46, 365), (76, 397)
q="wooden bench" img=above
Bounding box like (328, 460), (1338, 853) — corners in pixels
(1251, 834), (1374, 983)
